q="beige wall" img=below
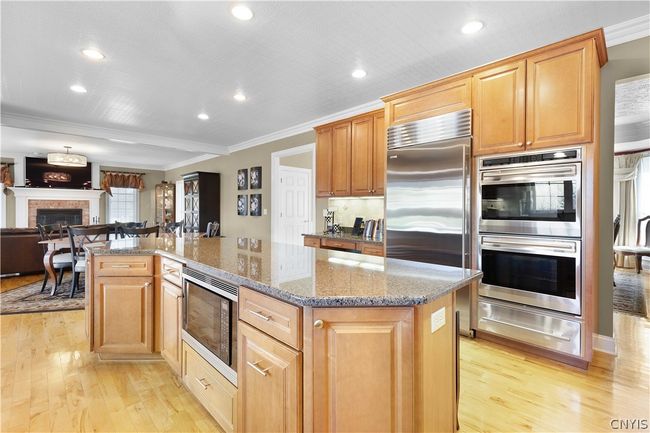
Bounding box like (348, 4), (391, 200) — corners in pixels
(165, 131), (315, 239)
(280, 152), (312, 169)
(597, 36), (650, 337)
(99, 166), (165, 225)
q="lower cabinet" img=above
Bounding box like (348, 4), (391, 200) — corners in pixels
(161, 280), (183, 375)
(237, 321), (302, 433)
(183, 342), (238, 433)
(93, 276), (154, 354)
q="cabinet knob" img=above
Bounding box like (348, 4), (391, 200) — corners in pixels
(516, 142), (524, 147)
(314, 319), (324, 329)
(526, 141), (532, 146)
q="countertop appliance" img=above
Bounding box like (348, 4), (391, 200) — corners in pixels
(385, 109), (473, 336)
(182, 267), (238, 386)
(478, 148), (581, 238)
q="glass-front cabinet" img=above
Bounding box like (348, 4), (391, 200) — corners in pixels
(155, 182), (176, 225)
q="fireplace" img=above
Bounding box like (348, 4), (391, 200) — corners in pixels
(36, 209), (83, 226)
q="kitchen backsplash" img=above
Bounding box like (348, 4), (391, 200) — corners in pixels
(326, 197), (384, 227)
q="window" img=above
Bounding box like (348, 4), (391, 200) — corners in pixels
(107, 187), (139, 223)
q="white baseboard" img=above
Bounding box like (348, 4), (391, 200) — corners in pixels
(593, 333), (617, 356)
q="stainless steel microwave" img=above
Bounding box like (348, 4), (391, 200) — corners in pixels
(478, 148), (582, 238)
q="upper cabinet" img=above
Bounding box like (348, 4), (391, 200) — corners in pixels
(526, 39), (595, 150)
(315, 109), (385, 198)
(473, 39), (596, 156)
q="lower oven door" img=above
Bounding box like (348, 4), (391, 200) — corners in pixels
(478, 235), (581, 315)
(183, 278), (238, 384)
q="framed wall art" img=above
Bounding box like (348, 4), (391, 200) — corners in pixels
(250, 194), (262, 216)
(250, 166), (262, 189)
(237, 168), (248, 190)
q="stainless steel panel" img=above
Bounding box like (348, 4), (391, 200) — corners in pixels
(477, 299), (582, 357)
(387, 109), (471, 150)
(478, 147), (582, 170)
(478, 235), (581, 315)
(386, 137), (470, 268)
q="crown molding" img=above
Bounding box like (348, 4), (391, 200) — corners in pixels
(163, 153), (220, 171)
(1, 112), (230, 155)
(604, 14), (650, 47)
(227, 99), (384, 154)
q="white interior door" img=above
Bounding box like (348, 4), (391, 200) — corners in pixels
(278, 166), (312, 245)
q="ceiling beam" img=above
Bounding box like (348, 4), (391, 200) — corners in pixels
(1, 112), (230, 155)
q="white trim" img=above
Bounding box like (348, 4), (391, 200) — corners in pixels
(1, 113), (230, 155)
(592, 333), (617, 356)
(271, 143), (316, 244)
(163, 153), (220, 172)
(0, 185), (6, 229)
(229, 100), (383, 154)
(8, 187), (104, 227)
(605, 14), (650, 47)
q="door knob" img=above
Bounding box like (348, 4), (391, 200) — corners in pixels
(314, 319), (324, 329)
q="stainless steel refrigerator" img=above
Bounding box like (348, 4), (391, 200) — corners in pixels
(385, 109), (474, 336)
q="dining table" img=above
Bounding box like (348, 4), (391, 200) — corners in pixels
(38, 238), (107, 291)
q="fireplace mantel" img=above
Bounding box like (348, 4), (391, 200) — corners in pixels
(8, 187), (104, 228)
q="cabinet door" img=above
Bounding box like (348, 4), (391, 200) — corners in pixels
(94, 276), (154, 354)
(237, 322), (301, 433)
(161, 281), (183, 375)
(350, 116), (374, 196)
(331, 122), (352, 196)
(526, 39), (594, 149)
(310, 308), (414, 433)
(372, 111), (386, 195)
(472, 61), (526, 156)
(315, 127), (333, 197)
(85, 254), (94, 351)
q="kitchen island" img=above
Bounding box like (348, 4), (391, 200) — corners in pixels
(84, 236), (481, 433)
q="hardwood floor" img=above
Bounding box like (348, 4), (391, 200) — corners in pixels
(0, 274), (42, 294)
(0, 272), (647, 432)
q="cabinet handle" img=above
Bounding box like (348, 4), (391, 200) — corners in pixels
(314, 319), (324, 329)
(249, 310), (272, 321)
(110, 264), (131, 268)
(195, 377), (210, 390)
(526, 141), (532, 146)
(144, 282), (151, 289)
(163, 268), (178, 275)
(247, 361), (270, 376)
(516, 142), (524, 147)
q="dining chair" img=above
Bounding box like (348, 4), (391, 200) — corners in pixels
(163, 221), (184, 237)
(37, 223), (72, 294)
(117, 225), (160, 238)
(67, 225), (111, 298)
(613, 215), (621, 286)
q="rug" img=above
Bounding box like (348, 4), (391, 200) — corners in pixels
(0, 274), (84, 315)
(613, 271), (647, 317)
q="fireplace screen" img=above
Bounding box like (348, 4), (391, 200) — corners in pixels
(36, 209), (83, 226)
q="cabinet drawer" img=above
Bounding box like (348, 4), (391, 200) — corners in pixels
(360, 243), (384, 257)
(160, 256), (183, 286)
(239, 287), (302, 350)
(321, 238), (357, 251)
(303, 237), (321, 248)
(95, 255), (153, 277)
(477, 299), (582, 357)
(183, 342), (237, 433)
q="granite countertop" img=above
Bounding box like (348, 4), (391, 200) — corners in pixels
(85, 237), (481, 307)
(302, 232), (384, 245)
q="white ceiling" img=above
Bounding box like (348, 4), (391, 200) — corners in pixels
(1, 2), (649, 169)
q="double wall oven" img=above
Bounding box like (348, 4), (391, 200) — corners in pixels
(476, 148), (585, 357)
(182, 267), (238, 386)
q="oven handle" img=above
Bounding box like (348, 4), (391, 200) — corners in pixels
(481, 164), (579, 184)
(481, 317), (571, 341)
(481, 238), (578, 255)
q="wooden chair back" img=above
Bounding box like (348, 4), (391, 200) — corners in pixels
(67, 225), (111, 264)
(163, 221), (184, 236)
(613, 215), (621, 244)
(37, 223), (63, 254)
(637, 215), (650, 247)
(117, 225), (160, 238)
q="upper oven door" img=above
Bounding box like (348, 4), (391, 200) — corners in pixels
(478, 235), (581, 315)
(479, 162), (581, 237)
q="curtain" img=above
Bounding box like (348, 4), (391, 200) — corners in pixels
(0, 164), (13, 187)
(613, 153), (645, 267)
(101, 172), (145, 196)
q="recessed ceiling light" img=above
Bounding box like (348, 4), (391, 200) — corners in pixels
(70, 84), (87, 93)
(197, 112), (210, 120)
(108, 138), (136, 144)
(461, 20), (484, 34)
(234, 92), (247, 102)
(81, 48), (105, 60)
(352, 69), (367, 79)
(231, 5), (253, 21)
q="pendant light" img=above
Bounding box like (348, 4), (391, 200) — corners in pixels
(47, 146), (87, 167)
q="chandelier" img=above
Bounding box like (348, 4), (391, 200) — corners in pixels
(47, 146), (87, 167)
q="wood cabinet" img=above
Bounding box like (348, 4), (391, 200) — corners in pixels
(161, 280), (183, 375)
(309, 307), (414, 433)
(154, 182), (175, 225)
(472, 39), (596, 155)
(183, 171), (220, 234)
(472, 61), (526, 155)
(315, 109), (385, 197)
(93, 276), (154, 354)
(237, 322), (302, 433)
(526, 39), (595, 149)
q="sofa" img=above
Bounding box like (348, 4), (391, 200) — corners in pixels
(0, 228), (43, 276)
